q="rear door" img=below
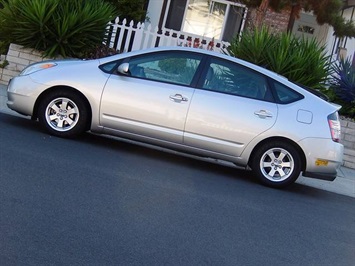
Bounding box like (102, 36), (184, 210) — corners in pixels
(100, 51), (204, 143)
(184, 56), (278, 157)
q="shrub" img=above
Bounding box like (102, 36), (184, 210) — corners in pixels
(0, 40), (10, 55)
(84, 44), (119, 59)
(0, 0), (115, 58)
(229, 27), (330, 89)
(329, 57), (355, 118)
(0, 59), (9, 68)
(330, 57), (355, 101)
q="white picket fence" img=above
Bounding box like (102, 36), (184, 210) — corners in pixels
(106, 17), (231, 54)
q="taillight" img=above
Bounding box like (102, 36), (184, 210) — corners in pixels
(328, 112), (341, 142)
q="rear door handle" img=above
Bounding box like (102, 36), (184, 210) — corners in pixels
(169, 94), (188, 102)
(254, 110), (273, 118)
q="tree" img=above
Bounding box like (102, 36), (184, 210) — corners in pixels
(104, 0), (148, 23)
(239, 0), (355, 38)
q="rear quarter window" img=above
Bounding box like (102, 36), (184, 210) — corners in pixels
(272, 81), (304, 104)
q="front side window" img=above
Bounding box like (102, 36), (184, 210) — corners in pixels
(202, 58), (272, 101)
(127, 51), (203, 86)
(99, 60), (122, 73)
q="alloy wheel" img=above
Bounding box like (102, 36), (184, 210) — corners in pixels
(45, 97), (80, 132)
(259, 147), (295, 182)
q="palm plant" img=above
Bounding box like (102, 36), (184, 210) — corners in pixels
(0, 0), (115, 58)
(229, 27), (273, 67)
(282, 37), (330, 88)
(229, 27), (330, 89)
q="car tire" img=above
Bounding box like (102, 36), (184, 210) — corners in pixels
(251, 141), (301, 188)
(38, 90), (89, 138)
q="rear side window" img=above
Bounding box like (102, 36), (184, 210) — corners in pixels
(201, 57), (273, 101)
(272, 81), (304, 104)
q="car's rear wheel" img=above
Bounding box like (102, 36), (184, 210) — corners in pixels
(38, 90), (89, 138)
(251, 141), (301, 188)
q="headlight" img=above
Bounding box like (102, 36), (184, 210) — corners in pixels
(20, 62), (57, 76)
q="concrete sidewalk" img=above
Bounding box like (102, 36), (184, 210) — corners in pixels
(1, 83), (354, 197)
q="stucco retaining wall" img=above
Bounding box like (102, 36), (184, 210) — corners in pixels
(0, 43), (52, 85)
(341, 119), (355, 169)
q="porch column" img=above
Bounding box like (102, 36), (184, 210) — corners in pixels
(146, 0), (167, 29)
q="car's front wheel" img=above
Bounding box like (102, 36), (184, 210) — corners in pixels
(251, 141), (302, 188)
(38, 90), (89, 138)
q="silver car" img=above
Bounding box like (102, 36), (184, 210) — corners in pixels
(7, 47), (343, 188)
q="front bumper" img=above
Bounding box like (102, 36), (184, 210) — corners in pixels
(7, 75), (45, 117)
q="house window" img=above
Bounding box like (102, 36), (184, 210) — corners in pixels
(183, 0), (227, 39)
(165, 0), (246, 42)
(297, 25), (315, 35)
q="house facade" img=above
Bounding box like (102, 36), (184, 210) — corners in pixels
(145, 0), (355, 61)
(146, 0), (248, 43)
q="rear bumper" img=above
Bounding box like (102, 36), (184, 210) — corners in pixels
(299, 138), (344, 182)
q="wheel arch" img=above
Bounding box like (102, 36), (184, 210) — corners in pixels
(33, 85), (92, 131)
(248, 137), (306, 172)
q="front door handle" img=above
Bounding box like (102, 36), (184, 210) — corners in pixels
(254, 110), (273, 118)
(169, 94), (188, 102)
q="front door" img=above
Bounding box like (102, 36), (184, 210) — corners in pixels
(100, 51), (204, 144)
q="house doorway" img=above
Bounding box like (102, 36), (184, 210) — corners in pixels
(292, 12), (329, 45)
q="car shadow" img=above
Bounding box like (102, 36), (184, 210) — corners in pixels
(0, 113), (346, 199)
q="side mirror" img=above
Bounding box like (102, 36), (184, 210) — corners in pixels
(117, 63), (130, 75)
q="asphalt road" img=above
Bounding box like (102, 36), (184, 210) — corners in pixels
(1, 113), (355, 266)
